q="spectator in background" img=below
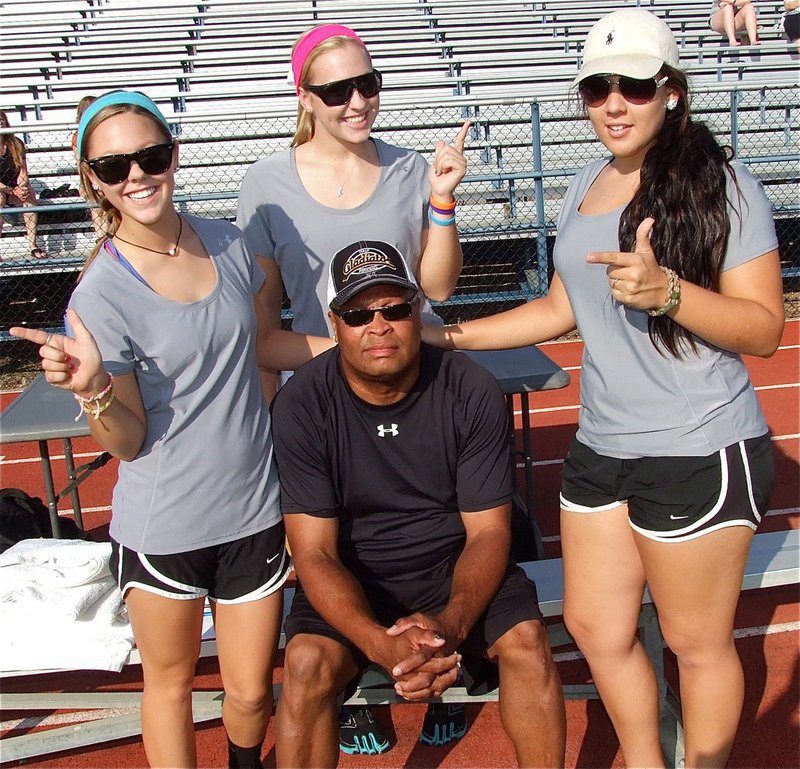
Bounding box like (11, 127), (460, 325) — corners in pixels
(424, 9), (783, 767)
(236, 22), (471, 754)
(710, 0), (760, 46)
(783, 0), (800, 47)
(71, 95), (106, 238)
(0, 110), (47, 259)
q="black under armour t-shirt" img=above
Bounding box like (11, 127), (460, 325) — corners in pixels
(271, 343), (513, 590)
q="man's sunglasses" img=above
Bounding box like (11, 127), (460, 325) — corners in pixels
(83, 142), (175, 185)
(578, 75), (669, 107)
(332, 297), (417, 327)
(303, 69), (383, 107)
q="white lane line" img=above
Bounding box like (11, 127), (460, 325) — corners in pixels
(756, 383), (800, 391)
(1, 708), (137, 732)
(1, 451), (106, 466)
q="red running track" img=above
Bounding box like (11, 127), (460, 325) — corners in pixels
(1, 320), (797, 768)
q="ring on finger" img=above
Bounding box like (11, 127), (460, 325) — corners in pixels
(611, 277), (620, 291)
(45, 333), (53, 345)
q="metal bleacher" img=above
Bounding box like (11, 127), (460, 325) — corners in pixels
(0, 0), (797, 331)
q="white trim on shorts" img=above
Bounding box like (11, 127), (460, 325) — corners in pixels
(559, 493), (625, 513)
(631, 442), (761, 543)
(212, 549), (292, 605)
(118, 551), (206, 600)
(561, 441), (763, 543)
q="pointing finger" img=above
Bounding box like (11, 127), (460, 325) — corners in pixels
(452, 119), (472, 153)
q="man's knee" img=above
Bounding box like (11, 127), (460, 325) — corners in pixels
(282, 634), (354, 703)
(491, 619), (555, 672)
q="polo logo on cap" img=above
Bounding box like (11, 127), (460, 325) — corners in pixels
(341, 247), (398, 284)
(606, 31), (614, 45)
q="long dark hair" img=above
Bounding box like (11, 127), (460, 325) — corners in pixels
(619, 65), (738, 357)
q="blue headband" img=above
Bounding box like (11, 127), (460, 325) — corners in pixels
(76, 91), (170, 159)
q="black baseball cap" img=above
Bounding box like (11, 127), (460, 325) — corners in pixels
(327, 240), (418, 309)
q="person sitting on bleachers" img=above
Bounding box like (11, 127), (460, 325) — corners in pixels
(0, 111), (47, 260)
(783, 0), (800, 47)
(710, 0), (760, 46)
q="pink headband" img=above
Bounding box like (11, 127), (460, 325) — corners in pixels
(291, 24), (365, 94)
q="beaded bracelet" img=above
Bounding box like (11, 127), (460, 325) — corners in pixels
(646, 266), (681, 317)
(74, 373), (115, 421)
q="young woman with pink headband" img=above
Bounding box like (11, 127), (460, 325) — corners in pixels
(236, 21), (472, 757)
(237, 23), (470, 388)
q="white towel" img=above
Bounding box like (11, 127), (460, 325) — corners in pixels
(0, 539), (135, 672)
(0, 585), (134, 673)
(0, 539), (114, 620)
(0, 539), (111, 586)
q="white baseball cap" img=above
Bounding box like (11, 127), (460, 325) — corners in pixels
(574, 9), (680, 85)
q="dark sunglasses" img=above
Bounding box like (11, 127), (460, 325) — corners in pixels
(303, 69), (383, 107)
(83, 142), (175, 185)
(332, 297), (417, 327)
(578, 75), (669, 107)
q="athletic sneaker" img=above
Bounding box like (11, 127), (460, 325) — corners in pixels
(418, 702), (468, 746)
(338, 705), (391, 755)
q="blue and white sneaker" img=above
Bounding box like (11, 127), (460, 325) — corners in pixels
(418, 702), (468, 746)
(338, 706), (391, 755)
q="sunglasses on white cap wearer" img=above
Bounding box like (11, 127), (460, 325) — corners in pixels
(574, 9), (680, 87)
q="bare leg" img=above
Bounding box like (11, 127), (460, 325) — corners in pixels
(489, 620), (566, 767)
(22, 204), (38, 253)
(275, 634), (360, 769)
(739, 3), (759, 44)
(125, 589), (205, 768)
(637, 526), (754, 768)
(561, 504), (665, 768)
(214, 591), (284, 759)
(711, 5), (740, 45)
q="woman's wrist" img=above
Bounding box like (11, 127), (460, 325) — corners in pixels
(647, 267), (681, 317)
(75, 372), (113, 401)
(429, 195), (457, 227)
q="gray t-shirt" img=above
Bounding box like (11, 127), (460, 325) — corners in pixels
(236, 138), (436, 336)
(554, 158), (777, 458)
(69, 215), (280, 554)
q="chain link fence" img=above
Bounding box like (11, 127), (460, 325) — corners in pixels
(2, 84), (798, 380)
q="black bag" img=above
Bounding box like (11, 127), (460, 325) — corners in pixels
(0, 488), (88, 553)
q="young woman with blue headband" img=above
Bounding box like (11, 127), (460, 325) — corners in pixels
(10, 90), (332, 769)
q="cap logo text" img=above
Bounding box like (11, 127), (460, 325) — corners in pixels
(342, 249), (398, 284)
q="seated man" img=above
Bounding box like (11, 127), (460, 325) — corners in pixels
(271, 240), (566, 768)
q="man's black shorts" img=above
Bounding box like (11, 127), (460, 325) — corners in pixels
(284, 562), (543, 695)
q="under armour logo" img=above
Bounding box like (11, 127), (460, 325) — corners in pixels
(606, 32), (614, 45)
(377, 423), (399, 437)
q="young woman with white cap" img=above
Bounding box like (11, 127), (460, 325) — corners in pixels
(424, 9), (783, 767)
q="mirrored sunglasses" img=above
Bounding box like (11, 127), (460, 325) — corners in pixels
(84, 142), (175, 185)
(303, 69), (383, 107)
(578, 75), (669, 107)
(332, 297), (417, 327)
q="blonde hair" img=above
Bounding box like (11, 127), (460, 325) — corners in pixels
(290, 32), (372, 147)
(78, 103), (173, 279)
